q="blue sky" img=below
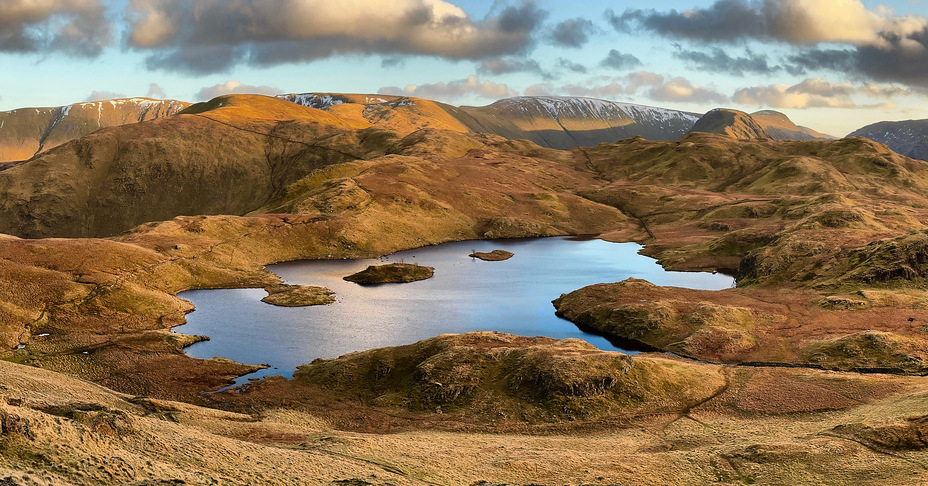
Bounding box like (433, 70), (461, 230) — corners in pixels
(2, 0), (928, 136)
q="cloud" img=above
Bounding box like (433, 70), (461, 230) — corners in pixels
(86, 90), (125, 102)
(608, 0), (928, 88)
(195, 81), (283, 101)
(146, 83), (166, 99)
(381, 57), (405, 68)
(733, 78), (902, 109)
(524, 71), (725, 104)
(782, 48), (858, 75)
(126, 0), (547, 74)
(0, 0), (111, 56)
(607, 0), (919, 46)
(556, 58), (587, 74)
(647, 77), (728, 104)
(674, 47), (779, 76)
(523, 83), (555, 96)
(477, 57), (545, 76)
(378, 74), (518, 101)
(606, 1), (766, 43)
(599, 49), (642, 70)
(547, 18), (595, 48)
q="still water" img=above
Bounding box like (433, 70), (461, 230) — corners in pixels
(176, 237), (734, 385)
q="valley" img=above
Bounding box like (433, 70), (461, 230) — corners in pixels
(1, 93), (928, 484)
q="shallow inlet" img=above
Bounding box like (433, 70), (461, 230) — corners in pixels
(176, 237), (735, 387)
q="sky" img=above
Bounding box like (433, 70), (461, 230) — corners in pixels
(2, 0), (928, 136)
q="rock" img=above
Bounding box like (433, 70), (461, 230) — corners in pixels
(261, 284), (335, 307)
(343, 263), (434, 284)
(468, 249), (514, 261)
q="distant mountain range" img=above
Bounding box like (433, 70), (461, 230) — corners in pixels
(848, 120), (928, 162)
(278, 93), (702, 148)
(0, 93), (855, 165)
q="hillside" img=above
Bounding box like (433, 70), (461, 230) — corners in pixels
(281, 93), (701, 148)
(0, 95), (381, 238)
(448, 96), (701, 147)
(2, 93), (928, 483)
(690, 108), (834, 141)
(849, 119), (928, 161)
(0, 98), (188, 163)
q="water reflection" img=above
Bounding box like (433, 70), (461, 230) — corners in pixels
(177, 237), (734, 385)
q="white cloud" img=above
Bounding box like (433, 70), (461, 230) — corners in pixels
(146, 82), (166, 99)
(378, 75), (518, 101)
(733, 78), (901, 109)
(85, 90), (125, 102)
(195, 81), (283, 101)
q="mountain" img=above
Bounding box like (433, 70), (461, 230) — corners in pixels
(0, 95), (377, 238)
(447, 96), (701, 147)
(0, 98), (188, 163)
(750, 110), (834, 140)
(848, 119), (928, 162)
(690, 108), (834, 141)
(280, 93), (702, 148)
(0, 95), (842, 165)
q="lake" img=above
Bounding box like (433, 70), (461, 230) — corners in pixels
(176, 237), (734, 387)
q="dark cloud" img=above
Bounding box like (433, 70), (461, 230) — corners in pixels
(607, 0), (928, 89)
(478, 57), (545, 76)
(600, 49), (642, 71)
(782, 49), (857, 75)
(0, 0), (111, 56)
(556, 58), (587, 74)
(548, 18), (595, 48)
(86, 90), (125, 102)
(674, 48), (779, 76)
(378, 75), (518, 101)
(606, 1), (765, 43)
(782, 41), (928, 89)
(195, 81), (283, 101)
(381, 57), (405, 68)
(127, 0), (547, 74)
(855, 29), (928, 88)
(606, 0), (891, 45)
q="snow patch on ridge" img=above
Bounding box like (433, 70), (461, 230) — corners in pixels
(279, 93), (345, 110)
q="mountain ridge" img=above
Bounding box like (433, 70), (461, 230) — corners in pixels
(0, 98), (189, 163)
(689, 108), (835, 141)
(848, 119), (928, 162)
(0, 93), (841, 163)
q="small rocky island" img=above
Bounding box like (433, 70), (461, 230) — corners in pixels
(469, 249), (514, 261)
(343, 263), (434, 284)
(261, 284), (335, 306)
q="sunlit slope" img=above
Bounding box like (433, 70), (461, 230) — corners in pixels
(0, 98), (188, 163)
(691, 108), (834, 141)
(0, 95), (382, 238)
(280, 93), (702, 148)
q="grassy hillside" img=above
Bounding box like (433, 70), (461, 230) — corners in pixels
(2, 93), (928, 484)
(0, 98), (188, 163)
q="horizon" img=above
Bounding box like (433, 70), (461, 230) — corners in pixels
(2, 0), (928, 137)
